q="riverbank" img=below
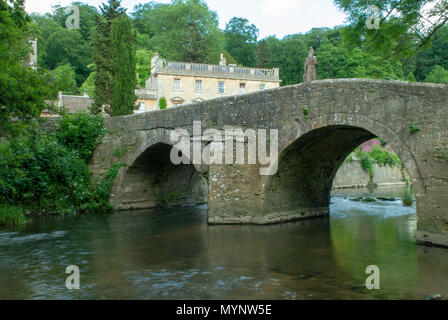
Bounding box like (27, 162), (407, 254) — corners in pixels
(333, 160), (406, 190)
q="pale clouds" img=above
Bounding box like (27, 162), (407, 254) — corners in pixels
(261, 0), (302, 18)
(24, 0), (347, 39)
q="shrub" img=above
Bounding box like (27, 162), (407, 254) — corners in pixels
(0, 205), (26, 226)
(402, 186), (414, 206)
(159, 97), (167, 110)
(370, 146), (401, 167)
(0, 118), (118, 216)
(55, 113), (105, 162)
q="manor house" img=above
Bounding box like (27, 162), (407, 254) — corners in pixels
(135, 53), (281, 112)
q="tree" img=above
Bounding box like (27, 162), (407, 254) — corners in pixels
(224, 17), (259, 67)
(44, 28), (91, 86)
(424, 65), (448, 83)
(52, 64), (78, 94)
(51, 2), (98, 41)
(80, 71), (96, 97)
(141, 0), (224, 63)
(0, 0), (52, 128)
(109, 15), (137, 116)
(407, 71), (417, 81)
(136, 49), (154, 87)
(333, 0), (448, 59)
(91, 0), (126, 114)
(415, 25), (448, 80)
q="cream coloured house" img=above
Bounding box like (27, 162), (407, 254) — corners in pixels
(135, 53), (281, 112)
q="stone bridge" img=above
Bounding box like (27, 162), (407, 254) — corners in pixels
(90, 79), (448, 248)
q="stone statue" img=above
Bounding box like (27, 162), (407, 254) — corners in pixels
(303, 47), (318, 83)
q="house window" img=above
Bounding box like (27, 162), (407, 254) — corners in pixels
(173, 79), (182, 92)
(240, 83), (246, 94)
(218, 81), (225, 94)
(195, 80), (203, 92)
(259, 84), (266, 91)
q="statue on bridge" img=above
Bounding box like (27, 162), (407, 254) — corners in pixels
(303, 47), (318, 83)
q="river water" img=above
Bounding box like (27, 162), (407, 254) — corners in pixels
(0, 186), (447, 300)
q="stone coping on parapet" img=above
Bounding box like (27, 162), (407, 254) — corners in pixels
(110, 78), (448, 122)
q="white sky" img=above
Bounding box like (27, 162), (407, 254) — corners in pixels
(24, 0), (348, 39)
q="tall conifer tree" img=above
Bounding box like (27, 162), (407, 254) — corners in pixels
(91, 0), (126, 114)
(110, 15), (137, 116)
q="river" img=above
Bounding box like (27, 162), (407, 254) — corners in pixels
(0, 186), (447, 300)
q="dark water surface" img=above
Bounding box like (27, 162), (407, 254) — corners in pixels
(0, 186), (447, 300)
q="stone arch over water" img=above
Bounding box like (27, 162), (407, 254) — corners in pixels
(262, 116), (421, 221)
(108, 130), (208, 210)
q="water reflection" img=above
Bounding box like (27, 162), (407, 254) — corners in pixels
(0, 186), (447, 300)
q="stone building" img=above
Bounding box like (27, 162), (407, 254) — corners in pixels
(136, 53), (281, 111)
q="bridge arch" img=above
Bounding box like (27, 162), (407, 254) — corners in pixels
(109, 130), (208, 210)
(262, 113), (422, 220)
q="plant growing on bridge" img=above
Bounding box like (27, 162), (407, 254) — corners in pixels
(302, 107), (309, 121)
(409, 123), (420, 134)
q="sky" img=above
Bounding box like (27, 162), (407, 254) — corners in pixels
(24, 0), (348, 39)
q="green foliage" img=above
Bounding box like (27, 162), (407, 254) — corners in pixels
(0, 129), (92, 214)
(302, 107), (309, 120)
(402, 186), (414, 206)
(87, 162), (125, 214)
(356, 149), (375, 180)
(225, 17), (259, 67)
(113, 147), (123, 158)
(333, 0), (448, 60)
(406, 72), (417, 82)
(0, 118), (119, 216)
(92, 0), (127, 114)
(424, 65), (448, 84)
(159, 97), (167, 110)
(136, 49), (154, 87)
(43, 28), (92, 86)
(134, 0), (224, 63)
(0, 0), (53, 128)
(0, 205), (26, 226)
(55, 113), (106, 162)
(81, 70), (96, 97)
(410, 123), (420, 134)
(110, 15), (137, 116)
(52, 64), (78, 94)
(370, 146), (401, 167)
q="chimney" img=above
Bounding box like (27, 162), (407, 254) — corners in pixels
(219, 53), (227, 66)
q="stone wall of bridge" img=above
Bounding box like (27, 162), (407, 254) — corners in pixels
(90, 79), (448, 247)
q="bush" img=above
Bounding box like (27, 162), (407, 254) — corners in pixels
(159, 97), (167, 110)
(0, 117), (119, 216)
(55, 113), (105, 162)
(0, 205), (26, 226)
(402, 186), (414, 206)
(370, 146), (401, 167)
